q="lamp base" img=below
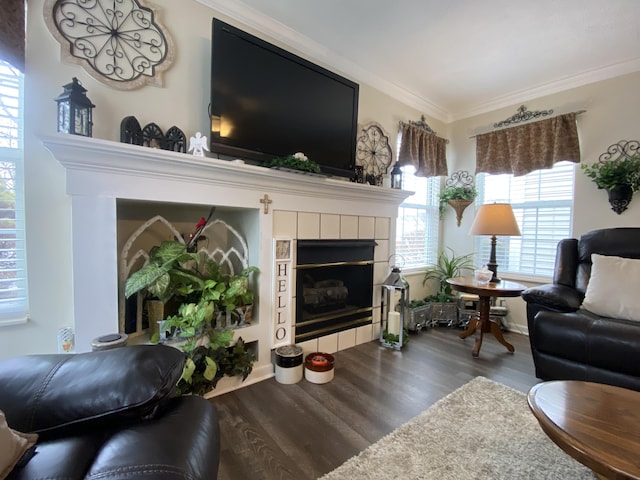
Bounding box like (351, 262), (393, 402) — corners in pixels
(487, 236), (500, 282)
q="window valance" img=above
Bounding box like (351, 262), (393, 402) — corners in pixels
(397, 118), (448, 177)
(475, 112), (580, 176)
(0, 0), (25, 71)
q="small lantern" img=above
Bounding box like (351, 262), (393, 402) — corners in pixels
(390, 161), (403, 189)
(54, 77), (95, 137)
(380, 265), (410, 350)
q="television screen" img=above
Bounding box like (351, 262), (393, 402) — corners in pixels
(210, 19), (359, 178)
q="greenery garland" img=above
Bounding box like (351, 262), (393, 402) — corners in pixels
(264, 152), (321, 174)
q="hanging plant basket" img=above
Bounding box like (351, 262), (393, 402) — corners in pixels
(607, 185), (633, 214)
(447, 199), (473, 227)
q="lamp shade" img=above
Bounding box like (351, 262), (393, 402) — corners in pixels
(469, 203), (521, 236)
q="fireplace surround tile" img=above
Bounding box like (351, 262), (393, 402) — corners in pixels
(375, 239), (390, 263)
(375, 217), (390, 239)
(355, 324), (374, 346)
(320, 214), (340, 239)
(298, 212), (320, 239)
(358, 217), (375, 238)
(273, 210), (297, 237)
(318, 333), (339, 354)
(338, 329), (357, 350)
(340, 215), (359, 238)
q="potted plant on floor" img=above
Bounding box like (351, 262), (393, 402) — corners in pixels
(422, 248), (474, 326)
(125, 240), (257, 395)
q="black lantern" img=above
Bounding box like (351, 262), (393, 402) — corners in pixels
(380, 265), (410, 350)
(390, 161), (403, 189)
(54, 77), (95, 137)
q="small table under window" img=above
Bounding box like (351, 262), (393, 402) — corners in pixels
(447, 277), (526, 357)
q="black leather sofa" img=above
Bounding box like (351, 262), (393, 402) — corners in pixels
(0, 344), (220, 479)
(521, 227), (640, 391)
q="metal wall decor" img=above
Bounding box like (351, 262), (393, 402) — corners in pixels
(44, 0), (174, 90)
(401, 115), (437, 136)
(598, 140), (640, 214)
(444, 170), (476, 226)
(493, 105), (554, 128)
(355, 121), (393, 185)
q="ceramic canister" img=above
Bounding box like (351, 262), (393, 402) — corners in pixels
(304, 352), (335, 384)
(274, 344), (304, 384)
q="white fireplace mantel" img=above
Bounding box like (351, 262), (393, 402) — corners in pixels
(42, 134), (409, 216)
(42, 134), (411, 393)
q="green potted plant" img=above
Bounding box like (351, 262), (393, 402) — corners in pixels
(422, 248), (474, 326)
(581, 154), (640, 214)
(124, 240), (257, 395)
(439, 185), (477, 225)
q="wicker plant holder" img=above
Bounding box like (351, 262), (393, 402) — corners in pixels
(447, 199), (473, 226)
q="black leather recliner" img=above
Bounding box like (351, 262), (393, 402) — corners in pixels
(521, 227), (640, 391)
(0, 344), (220, 479)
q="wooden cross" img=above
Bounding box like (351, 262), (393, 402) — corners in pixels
(260, 194), (272, 214)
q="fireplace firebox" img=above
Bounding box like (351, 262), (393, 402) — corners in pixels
(295, 239), (376, 342)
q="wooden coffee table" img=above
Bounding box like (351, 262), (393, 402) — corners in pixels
(528, 381), (640, 480)
(447, 276), (526, 357)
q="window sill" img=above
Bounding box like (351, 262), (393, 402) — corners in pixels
(0, 315), (29, 327)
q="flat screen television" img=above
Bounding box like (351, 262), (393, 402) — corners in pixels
(210, 19), (359, 179)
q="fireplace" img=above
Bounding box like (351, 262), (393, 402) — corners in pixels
(295, 239), (376, 342)
(42, 134), (410, 395)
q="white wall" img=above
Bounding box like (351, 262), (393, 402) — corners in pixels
(2, 0), (638, 357)
(444, 71), (640, 332)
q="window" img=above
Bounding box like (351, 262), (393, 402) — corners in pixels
(475, 161), (575, 279)
(395, 165), (440, 270)
(0, 59), (28, 323)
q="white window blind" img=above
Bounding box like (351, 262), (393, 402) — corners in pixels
(475, 161), (575, 279)
(395, 165), (440, 269)
(0, 59), (28, 323)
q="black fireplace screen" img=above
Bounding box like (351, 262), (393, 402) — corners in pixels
(295, 239), (376, 342)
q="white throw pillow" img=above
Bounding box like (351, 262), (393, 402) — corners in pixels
(0, 410), (38, 479)
(581, 253), (640, 321)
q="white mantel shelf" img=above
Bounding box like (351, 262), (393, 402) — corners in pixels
(42, 134), (410, 214)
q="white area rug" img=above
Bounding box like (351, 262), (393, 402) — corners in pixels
(319, 376), (597, 480)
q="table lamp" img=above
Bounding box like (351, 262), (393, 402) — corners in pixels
(468, 203), (521, 283)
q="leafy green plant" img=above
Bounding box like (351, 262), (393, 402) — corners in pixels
(439, 186), (477, 218)
(581, 155), (640, 191)
(124, 239), (258, 395)
(423, 248), (474, 297)
(264, 152), (321, 173)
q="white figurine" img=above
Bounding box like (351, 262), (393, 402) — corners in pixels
(189, 132), (209, 156)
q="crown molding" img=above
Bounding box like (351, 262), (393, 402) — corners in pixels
(196, 0), (640, 124)
(450, 58), (640, 122)
(195, 0), (449, 122)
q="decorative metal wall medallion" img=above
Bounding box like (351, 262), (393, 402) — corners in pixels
(44, 0), (174, 90)
(493, 105), (554, 128)
(356, 122), (393, 182)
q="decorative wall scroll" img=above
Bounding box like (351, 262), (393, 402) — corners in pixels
(493, 105), (554, 128)
(355, 121), (393, 185)
(44, 0), (174, 89)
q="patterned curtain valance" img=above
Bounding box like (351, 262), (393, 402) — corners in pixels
(0, 0), (25, 71)
(475, 112), (580, 177)
(397, 121), (448, 177)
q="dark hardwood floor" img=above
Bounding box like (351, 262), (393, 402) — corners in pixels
(208, 327), (540, 480)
